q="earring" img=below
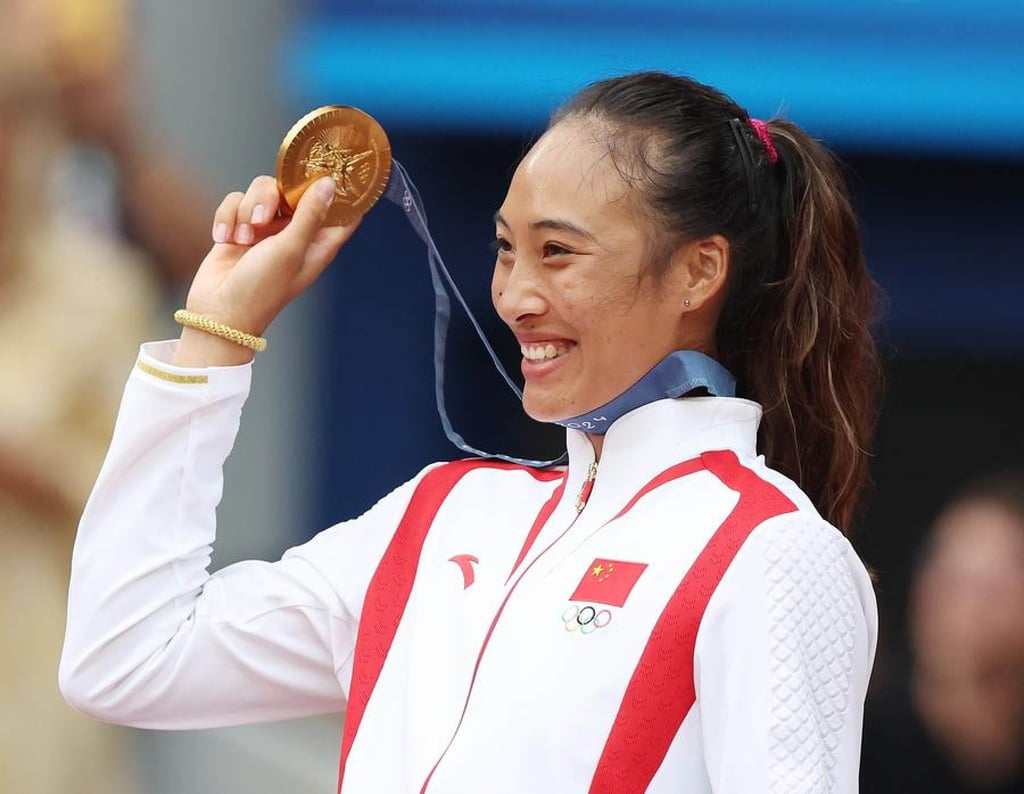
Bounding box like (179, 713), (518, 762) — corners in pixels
(684, 299), (691, 307)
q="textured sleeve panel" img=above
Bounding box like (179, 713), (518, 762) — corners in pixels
(760, 517), (860, 792)
(694, 513), (877, 794)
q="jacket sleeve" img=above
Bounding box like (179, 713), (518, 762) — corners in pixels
(693, 513), (878, 793)
(59, 341), (429, 729)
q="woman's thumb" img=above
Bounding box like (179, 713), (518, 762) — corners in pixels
(282, 176), (337, 248)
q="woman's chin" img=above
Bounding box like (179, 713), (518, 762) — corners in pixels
(521, 403), (561, 424)
(521, 392), (571, 424)
(521, 390), (598, 425)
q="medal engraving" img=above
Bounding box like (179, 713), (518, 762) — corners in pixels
(276, 106), (391, 226)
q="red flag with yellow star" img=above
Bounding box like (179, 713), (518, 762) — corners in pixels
(569, 558), (648, 608)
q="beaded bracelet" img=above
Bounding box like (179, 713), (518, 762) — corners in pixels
(173, 309), (268, 352)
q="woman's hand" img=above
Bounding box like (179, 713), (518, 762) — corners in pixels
(173, 175), (358, 366)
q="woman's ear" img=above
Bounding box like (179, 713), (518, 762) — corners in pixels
(673, 234), (730, 313)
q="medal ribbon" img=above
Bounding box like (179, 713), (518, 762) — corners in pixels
(382, 160), (736, 467)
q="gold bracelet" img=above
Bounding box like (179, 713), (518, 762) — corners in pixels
(173, 310), (268, 352)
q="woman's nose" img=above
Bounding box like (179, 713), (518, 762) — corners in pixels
(494, 263), (548, 324)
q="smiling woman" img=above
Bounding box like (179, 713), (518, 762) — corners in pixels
(491, 119), (734, 455)
(60, 72), (879, 793)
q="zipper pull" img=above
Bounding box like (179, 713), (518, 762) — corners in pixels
(575, 461), (599, 513)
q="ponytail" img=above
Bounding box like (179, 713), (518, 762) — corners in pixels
(722, 120), (881, 532)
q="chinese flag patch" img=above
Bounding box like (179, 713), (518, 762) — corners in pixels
(569, 558), (648, 608)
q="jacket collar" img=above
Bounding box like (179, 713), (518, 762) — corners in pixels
(562, 396), (762, 508)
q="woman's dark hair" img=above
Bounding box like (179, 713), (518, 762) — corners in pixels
(555, 71), (881, 533)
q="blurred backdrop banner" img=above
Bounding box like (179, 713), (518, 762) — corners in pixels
(284, 0), (1024, 156)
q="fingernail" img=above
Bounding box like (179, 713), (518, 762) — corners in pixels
(250, 204), (266, 225)
(316, 177), (336, 204)
(213, 223), (228, 243)
(236, 223), (253, 244)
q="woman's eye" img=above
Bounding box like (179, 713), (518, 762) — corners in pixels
(491, 236), (513, 254)
(543, 243), (573, 257)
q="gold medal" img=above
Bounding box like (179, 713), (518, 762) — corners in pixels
(276, 105), (392, 226)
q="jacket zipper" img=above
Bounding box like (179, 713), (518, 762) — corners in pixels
(422, 461), (599, 791)
(575, 461), (599, 513)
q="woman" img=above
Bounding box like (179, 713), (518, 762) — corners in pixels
(61, 73), (880, 792)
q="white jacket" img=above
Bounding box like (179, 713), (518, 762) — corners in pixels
(60, 341), (878, 793)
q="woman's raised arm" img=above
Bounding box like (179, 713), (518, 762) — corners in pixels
(58, 175), (390, 728)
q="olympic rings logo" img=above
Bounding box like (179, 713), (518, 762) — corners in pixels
(562, 604), (612, 635)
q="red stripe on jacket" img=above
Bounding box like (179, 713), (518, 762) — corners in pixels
(506, 475), (568, 583)
(588, 449), (798, 793)
(337, 459), (562, 791)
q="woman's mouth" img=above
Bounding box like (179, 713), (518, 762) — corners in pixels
(519, 341), (575, 380)
(520, 342), (570, 362)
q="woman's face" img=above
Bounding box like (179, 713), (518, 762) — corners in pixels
(492, 119), (693, 423)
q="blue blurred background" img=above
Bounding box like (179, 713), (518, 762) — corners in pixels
(289, 0), (1024, 155)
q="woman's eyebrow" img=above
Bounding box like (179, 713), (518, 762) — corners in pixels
(493, 212), (597, 243)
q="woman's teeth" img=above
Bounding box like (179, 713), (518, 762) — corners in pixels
(521, 343), (566, 361)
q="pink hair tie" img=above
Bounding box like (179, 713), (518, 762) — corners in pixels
(749, 118), (778, 165)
